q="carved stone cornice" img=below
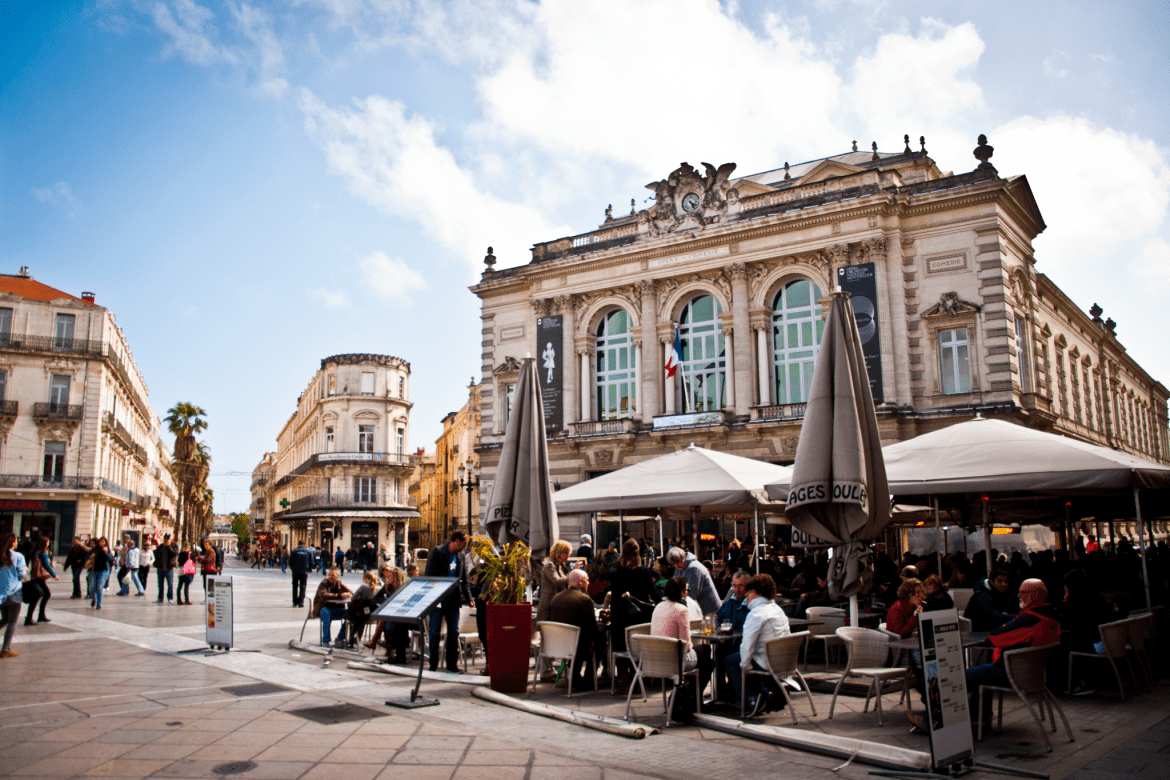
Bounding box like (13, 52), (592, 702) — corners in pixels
(34, 418), (79, 444)
(724, 262), (747, 283)
(552, 294), (575, 317)
(860, 237), (886, 263)
(922, 292), (982, 319)
(532, 298), (553, 317)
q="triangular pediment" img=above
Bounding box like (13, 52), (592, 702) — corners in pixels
(922, 292), (981, 318)
(493, 356), (522, 376)
(798, 159), (866, 184)
(1006, 175), (1047, 234)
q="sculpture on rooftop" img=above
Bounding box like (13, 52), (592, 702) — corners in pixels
(643, 160), (738, 236)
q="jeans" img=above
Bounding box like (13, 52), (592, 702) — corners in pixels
(724, 652), (770, 704)
(157, 568), (174, 601)
(966, 662), (1009, 723)
(428, 601), (460, 672)
(319, 603), (348, 645)
(24, 579), (50, 621)
(178, 574), (193, 603)
(92, 570), (111, 607)
(291, 573), (308, 606)
(71, 565), (83, 597)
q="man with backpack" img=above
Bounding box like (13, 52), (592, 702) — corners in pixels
(289, 542), (313, 608)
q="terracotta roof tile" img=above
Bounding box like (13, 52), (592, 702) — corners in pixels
(0, 276), (83, 303)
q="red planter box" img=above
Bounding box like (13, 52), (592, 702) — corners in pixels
(485, 602), (532, 694)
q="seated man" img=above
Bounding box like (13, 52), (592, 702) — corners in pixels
(548, 568), (602, 691)
(713, 571), (751, 695)
(312, 567), (352, 647)
(963, 568), (1019, 632)
(723, 573), (790, 717)
(965, 578), (1060, 724)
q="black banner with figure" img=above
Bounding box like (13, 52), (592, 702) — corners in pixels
(536, 315), (563, 433)
(837, 262), (884, 403)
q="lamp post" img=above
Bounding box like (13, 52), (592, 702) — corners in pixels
(457, 465), (480, 539)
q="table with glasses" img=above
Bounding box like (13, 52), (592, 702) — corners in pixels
(691, 628), (741, 702)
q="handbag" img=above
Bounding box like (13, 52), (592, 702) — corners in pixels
(670, 638), (697, 724)
(181, 559), (197, 576)
(622, 594), (654, 623)
(32, 555), (48, 580)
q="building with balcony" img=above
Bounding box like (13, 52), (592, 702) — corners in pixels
(0, 267), (178, 552)
(261, 353), (418, 558)
(407, 381), (481, 550)
(471, 136), (1169, 540)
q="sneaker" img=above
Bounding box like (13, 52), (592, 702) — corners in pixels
(906, 709), (928, 731)
(1071, 682), (1096, 696)
(134, 593), (145, 597)
(1, 649), (17, 658)
(746, 693), (766, 718)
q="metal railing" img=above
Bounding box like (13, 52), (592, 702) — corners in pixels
(0, 400), (16, 417)
(754, 403), (807, 421)
(0, 474), (100, 490)
(0, 333), (105, 356)
(570, 418), (635, 436)
(32, 403), (83, 421)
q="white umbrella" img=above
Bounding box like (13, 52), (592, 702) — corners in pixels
(482, 357), (559, 559)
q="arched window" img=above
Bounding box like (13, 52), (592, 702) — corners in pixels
(678, 294), (725, 412)
(595, 309), (636, 420)
(772, 278), (825, 405)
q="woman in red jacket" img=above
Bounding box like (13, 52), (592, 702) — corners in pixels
(885, 578), (925, 638)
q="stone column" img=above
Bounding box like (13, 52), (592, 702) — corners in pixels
(881, 231), (911, 405)
(724, 330), (735, 412)
(579, 350), (592, 422)
(632, 339), (642, 417)
(727, 263), (753, 416)
(556, 295), (577, 427)
(757, 327), (770, 405)
(638, 280), (660, 420)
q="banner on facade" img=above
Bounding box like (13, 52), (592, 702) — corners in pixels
(536, 315), (563, 434)
(206, 576), (234, 650)
(917, 609), (974, 772)
(836, 263), (884, 403)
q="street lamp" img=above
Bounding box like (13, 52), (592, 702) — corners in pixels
(457, 464), (480, 539)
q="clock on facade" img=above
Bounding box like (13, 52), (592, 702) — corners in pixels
(681, 192), (700, 213)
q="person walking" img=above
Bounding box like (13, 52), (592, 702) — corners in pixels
(200, 542), (218, 602)
(23, 537), (58, 624)
(1, 533), (27, 658)
(137, 541), (153, 597)
(118, 538), (143, 596)
(64, 537), (88, 599)
(176, 543), (195, 605)
(155, 534), (177, 603)
(289, 541), (312, 608)
(88, 537), (114, 610)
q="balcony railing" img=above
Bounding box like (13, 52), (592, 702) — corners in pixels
(0, 474), (100, 490)
(274, 452), (416, 490)
(570, 418), (635, 437)
(0, 400), (16, 417)
(651, 409), (732, 430)
(753, 403), (807, 422)
(0, 333), (105, 356)
(33, 403), (83, 421)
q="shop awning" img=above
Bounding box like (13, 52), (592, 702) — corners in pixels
(278, 508), (420, 520)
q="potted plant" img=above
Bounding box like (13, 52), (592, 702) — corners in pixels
(469, 536), (531, 693)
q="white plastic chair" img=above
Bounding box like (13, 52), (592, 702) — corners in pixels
(531, 621), (583, 698)
(457, 605), (482, 673)
(978, 643), (1074, 751)
(624, 634), (699, 728)
(805, 607), (847, 671)
(828, 626), (907, 726)
(741, 631), (817, 724)
(609, 622), (651, 698)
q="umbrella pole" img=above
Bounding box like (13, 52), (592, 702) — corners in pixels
(658, 515), (664, 561)
(691, 507), (699, 563)
(1134, 487), (1152, 610)
(619, 510), (623, 545)
(982, 500), (993, 575)
(753, 504), (760, 574)
(933, 497), (942, 578)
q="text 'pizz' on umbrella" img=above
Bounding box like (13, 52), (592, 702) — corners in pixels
(783, 291), (890, 599)
(482, 357), (559, 560)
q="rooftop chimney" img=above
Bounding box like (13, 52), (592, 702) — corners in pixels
(17, 266), (29, 278)
(81, 291), (96, 305)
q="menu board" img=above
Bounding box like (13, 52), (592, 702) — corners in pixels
(206, 576), (233, 649)
(370, 577), (459, 624)
(917, 609), (974, 771)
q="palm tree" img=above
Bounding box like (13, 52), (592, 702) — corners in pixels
(166, 403), (208, 542)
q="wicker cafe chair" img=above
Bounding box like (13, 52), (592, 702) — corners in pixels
(457, 606), (483, 673)
(978, 643), (1074, 752)
(1067, 618), (1139, 700)
(531, 621), (584, 698)
(624, 634), (699, 729)
(1125, 614), (1154, 692)
(828, 627), (907, 726)
(610, 622), (651, 698)
(741, 631), (817, 724)
(805, 607), (847, 671)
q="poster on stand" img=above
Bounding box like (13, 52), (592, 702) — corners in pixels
(370, 577), (458, 624)
(206, 576), (234, 649)
(917, 608), (973, 772)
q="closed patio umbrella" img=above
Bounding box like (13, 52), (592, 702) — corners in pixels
(482, 357), (559, 559)
(782, 291), (890, 613)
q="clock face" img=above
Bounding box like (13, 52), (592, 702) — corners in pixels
(681, 192), (700, 213)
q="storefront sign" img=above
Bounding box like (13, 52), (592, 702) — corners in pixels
(206, 576), (234, 650)
(652, 411), (723, 429)
(917, 609), (974, 772)
(837, 263), (884, 403)
(536, 315), (563, 434)
(789, 526), (833, 548)
(0, 500), (46, 511)
(318, 453), (373, 462)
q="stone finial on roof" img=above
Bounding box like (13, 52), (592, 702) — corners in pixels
(604, 204), (613, 222)
(783, 162), (791, 181)
(904, 134), (911, 154)
(630, 198), (636, 215)
(974, 134), (997, 173)
(1090, 303), (1104, 323)
(483, 246), (496, 272)
(852, 140), (858, 152)
(920, 136), (927, 153)
(871, 141), (879, 162)
(1105, 318), (1117, 334)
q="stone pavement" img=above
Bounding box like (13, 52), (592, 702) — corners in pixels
(0, 560), (1165, 780)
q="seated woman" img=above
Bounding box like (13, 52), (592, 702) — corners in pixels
(312, 568), (352, 647)
(345, 570), (380, 648)
(886, 578), (925, 639)
(922, 574), (953, 612)
(650, 576), (713, 702)
(368, 565), (410, 662)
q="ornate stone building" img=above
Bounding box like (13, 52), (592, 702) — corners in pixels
(407, 380), (481, 550)
(471, 136), (1170, 538)
(0, 268), (178, 551)
(261, 354), (418, 557)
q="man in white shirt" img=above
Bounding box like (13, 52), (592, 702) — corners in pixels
(724, 573), (790, 717)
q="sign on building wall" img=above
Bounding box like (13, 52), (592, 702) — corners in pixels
(837, 263), (884, 403)
(536, 315), (563, 433)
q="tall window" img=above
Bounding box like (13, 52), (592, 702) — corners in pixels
(49, 374), (71, 407)
(677, 295), (725, 412)
(396, 427), (404, 456)
(54, 313), (75, 349)
(504, 383), (515, 426)
(43, 441), (66, 482)
(358, 424), (375, 453)
(325, 427), (334, 452)
(0, 370), (6, 402)
(361, 372), (375, 395)
(771, 279), (825, 405)
(595, 309), (636, 420)
(0, 307), (11, 345)
(354, 477), (376, 503)
(939, 328), (972, 395)
(398, 377), (405, 398)
(328, 375), (336, 395)
(1014, 317), (1032, 392)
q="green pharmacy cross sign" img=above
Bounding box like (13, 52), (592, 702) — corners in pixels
(280, 498), (289, 509)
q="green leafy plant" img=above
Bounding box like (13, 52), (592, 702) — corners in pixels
(469, 536), (530, 605)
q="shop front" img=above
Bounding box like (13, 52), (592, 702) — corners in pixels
(0, 499), (77, 555)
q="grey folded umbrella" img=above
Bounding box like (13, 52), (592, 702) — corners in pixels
(783, 291), (890, 599)
(482, 357), (559, 559)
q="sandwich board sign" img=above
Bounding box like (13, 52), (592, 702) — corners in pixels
(917, 609), (974, 774)
(206, 576), (234, 650)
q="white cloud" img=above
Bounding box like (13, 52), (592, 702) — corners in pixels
(31, 182), (76, 204)
(1043, 49), (1070, 77)
(298, 88), (569, 273)
(311, 288), (349, 308)
(358, 250), (426, 300)
(1135, 238), (1170, 284)
(229, 2), (288, 98)
(150, 0), (238, 66)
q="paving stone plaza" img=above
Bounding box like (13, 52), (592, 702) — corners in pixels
(1, 560), (1165, 780)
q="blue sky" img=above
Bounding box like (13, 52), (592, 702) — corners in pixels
(2, 0), (1168, 512)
